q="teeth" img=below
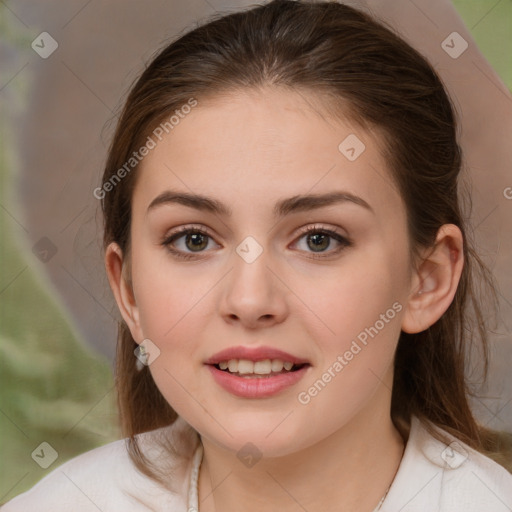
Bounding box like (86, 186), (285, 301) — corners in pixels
(216, 358), (299, 375)
(271, 359), (284, 372)
(237, 359), (253, 374)
(254, 360), (272, 374)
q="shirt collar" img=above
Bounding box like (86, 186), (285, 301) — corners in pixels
(380, 415), (467, 511)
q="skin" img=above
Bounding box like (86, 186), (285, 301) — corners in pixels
(106, 86), (464, 512)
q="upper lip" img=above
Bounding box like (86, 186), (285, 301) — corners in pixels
(204, 346), (310, 365)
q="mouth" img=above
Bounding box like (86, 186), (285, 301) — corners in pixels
(204, 347), (312, 398)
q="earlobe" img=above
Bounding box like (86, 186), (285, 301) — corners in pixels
(401, 224), (464, 334)
(105, 242), (144, 342)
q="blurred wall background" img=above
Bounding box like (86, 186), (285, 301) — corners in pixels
(1, 0), (511, 502)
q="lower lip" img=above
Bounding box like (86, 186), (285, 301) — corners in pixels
(206, 364), (310, 398)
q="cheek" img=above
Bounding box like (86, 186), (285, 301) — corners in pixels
(130, 247), (206, 346)
(300, 249), (405, 346)
(292, 263), (403, 436)
(130, 257), (209, 410)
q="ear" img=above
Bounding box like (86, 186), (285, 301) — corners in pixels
(401, 224), (464, 334)
(105, 242), (144, 342)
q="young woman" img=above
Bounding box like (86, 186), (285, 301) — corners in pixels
(3, 1), (512, 511)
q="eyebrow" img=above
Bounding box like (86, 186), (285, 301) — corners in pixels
(147, 190), (374, 217)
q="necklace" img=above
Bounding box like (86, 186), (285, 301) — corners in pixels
(372, 485), (391, 512)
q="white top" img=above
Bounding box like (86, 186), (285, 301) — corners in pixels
(2, 415), (512, 511)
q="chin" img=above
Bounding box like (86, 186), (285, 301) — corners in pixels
(196, 415), (313, 459)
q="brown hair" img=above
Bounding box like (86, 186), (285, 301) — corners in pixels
(100, 0), (512, 487)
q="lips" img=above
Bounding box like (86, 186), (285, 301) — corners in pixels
(204, 345), (311, 398)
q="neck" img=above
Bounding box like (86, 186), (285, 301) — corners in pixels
(197, 382), (406, 512)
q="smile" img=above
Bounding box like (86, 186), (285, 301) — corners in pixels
(204, 345), (311, 398)
(206, 360), (311, 398)
(216, 358), (305, 376)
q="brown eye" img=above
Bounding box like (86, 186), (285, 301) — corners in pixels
(182, 231), (209, 252)
(293, 225), (352, 259)
(162, 226), (219, 260)
(306, 232), (331, 252)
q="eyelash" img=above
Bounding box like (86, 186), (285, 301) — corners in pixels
(161, 224), (353, 261)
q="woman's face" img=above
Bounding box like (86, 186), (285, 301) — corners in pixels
(118, 87), (415, 456)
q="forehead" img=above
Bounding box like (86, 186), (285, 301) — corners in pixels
(133, 87), (403, 220)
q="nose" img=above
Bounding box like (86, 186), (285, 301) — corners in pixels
(218, 245), (289, 329)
